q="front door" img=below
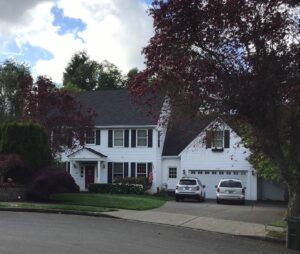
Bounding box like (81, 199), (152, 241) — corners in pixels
(85, 166), (95, 189)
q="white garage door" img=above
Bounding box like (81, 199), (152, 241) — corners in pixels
(188, 170), (248, 199)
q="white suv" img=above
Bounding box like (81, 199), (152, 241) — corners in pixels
(215, 179), (246, 204)
(175, 177), (206, 202)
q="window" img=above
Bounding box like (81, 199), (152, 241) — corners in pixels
(226, 171), (231, 175)
(113, 163), (123, 178)
(212, 171), (217, 175)
(219, 171), (224, 175)
(86, 130), (95, 144)
(169, 168), (177, 178)
(136, 163), (147, 177)
(240, 171), (246, 175)
(205, 171), (210, 175)
(179, 179), (196, 185)
(113, 130), (124, 147)
(212, 131), (224, 148)
(233, 172), (238, 175)
(137, 129), (147, 147)
(220, 180), (242, 188)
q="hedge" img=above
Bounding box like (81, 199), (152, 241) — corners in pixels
(89, 183), (144, 195)
(0, 122), (52, 170)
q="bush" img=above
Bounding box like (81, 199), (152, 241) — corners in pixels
(0, 122), (52, 170)
(27, 166), (79, 201)
(114, 177), (152, 192)
(89, 183), (144, 195)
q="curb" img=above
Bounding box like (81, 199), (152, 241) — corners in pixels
(0, 207), (120, 219)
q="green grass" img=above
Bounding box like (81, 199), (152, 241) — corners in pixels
(50, 193), (167, 210)
(0, 202), (114, 213)
(267, 230), (286, 241)
(269, 220), (287, 228)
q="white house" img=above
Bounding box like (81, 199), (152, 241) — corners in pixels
(61, 89), (287, 201)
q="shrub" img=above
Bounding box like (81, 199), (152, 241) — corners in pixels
(0, 154), (31, 184)
(0, 122), (52, 170)
(89, 183), (144, 195)
(114, 177), (152, 192)
(27, 166), (79, 201)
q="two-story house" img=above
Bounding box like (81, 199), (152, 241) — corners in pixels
(61, 89), (287, 201)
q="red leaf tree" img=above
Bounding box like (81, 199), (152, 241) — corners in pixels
(130, 1), (300, 216)
(21, 76), (96, 154)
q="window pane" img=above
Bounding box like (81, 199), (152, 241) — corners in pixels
(137, 130), (147, 146)
(113, 163), (123, 178)
(169, 168), (177, 178)
(179, 179), (196, 185)
(114, 130), (124, 146)
(86, 130), (95, 144)
(136, 163), (147, 177)
(212, 131), (223, 148)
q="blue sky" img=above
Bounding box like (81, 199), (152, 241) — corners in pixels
(0, 0), (153, 84)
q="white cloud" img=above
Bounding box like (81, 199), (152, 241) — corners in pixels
(0, 0), (153, 83)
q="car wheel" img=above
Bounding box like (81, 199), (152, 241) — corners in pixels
(175, 196), (179, 202)
(216, 199), (221, 204)
(197, 196), (202, 202)
(240, 200), (245, 205)
(181, 198), (184, 202)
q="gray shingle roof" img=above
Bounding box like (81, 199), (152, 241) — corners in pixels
(162, 115), (217, 156)
(75, 89), (159, 126)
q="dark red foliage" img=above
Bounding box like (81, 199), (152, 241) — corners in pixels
(129, 1), (300, 216)
(21, 76), (96, 153)
(0, 154), (24, 174)
(27, 166), (79, 201)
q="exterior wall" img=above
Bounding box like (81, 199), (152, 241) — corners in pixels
(162, 158), (181, 190)
(64, 127), (163, 193)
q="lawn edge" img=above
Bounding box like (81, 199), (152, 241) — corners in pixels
(0, 207), (120, 219)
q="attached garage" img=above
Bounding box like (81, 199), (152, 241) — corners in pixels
(187, 170), (249, 199)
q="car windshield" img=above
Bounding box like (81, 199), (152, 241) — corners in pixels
(179, 179), (197, 185)
(220, 180), (242, 188)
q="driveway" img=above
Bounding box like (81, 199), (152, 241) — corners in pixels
(153, 200), (286, 224)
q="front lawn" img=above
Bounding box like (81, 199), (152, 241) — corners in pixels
(51, 193), (167, 210)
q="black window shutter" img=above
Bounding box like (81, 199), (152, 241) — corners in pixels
(147, 162), (152, 176)
(108, 162), (113, 183)
(131, 162), (136, 177)
(148, 129), (153, 147)
(124, 130), (129, 147)
(124, 163), (129, 177)
(158, 131), (160, 148)
(131, 130), (136, 147)
(108, 130), (113, 147)
(96, 129), (101, 145)
(67, 162), (70, 173)
(206, 131), (212, 148)
(224, 130), (230, 148)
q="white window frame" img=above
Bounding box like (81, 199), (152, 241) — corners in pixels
(168, 167), (177, 179)
(113, 163), (124, 179)
(113, 129), (124, 147)
(85, 130), (95, 145)
(211, 130), (224, 148)
(136, 163), (147, 177)
(136, 129), (148, 147)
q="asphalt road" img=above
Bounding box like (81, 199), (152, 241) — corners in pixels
(0, 212), (293, 254)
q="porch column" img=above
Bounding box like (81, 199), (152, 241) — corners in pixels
(97, 160), (101, 183)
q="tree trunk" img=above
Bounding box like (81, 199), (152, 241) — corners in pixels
(287, 183), (300, 218)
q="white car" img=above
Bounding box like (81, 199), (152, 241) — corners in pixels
(175, 177), (206, 202)
(215, 179), (246, 204)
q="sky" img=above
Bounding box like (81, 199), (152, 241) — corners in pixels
(0, 0), (153, 84)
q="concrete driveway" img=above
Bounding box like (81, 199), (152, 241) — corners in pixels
(153, 200), (286, 224)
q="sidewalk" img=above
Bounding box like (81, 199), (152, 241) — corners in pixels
(103, 209), (266, 238)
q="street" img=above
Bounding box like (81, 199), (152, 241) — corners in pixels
(0, 212), (293, 254)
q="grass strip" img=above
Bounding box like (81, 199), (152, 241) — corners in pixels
(51, 193), (167, 210)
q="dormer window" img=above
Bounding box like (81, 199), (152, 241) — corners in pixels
(212, 131), (224, 148)
(206, 130), (230, 151)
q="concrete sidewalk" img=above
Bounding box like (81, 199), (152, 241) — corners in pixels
(103, 209), (266, 238)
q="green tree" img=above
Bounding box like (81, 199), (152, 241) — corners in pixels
(0, 59), (31, 121)
(97, 60), (124, 89)
(63, 51), (125, 90)
(63, 51), (100, 91)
